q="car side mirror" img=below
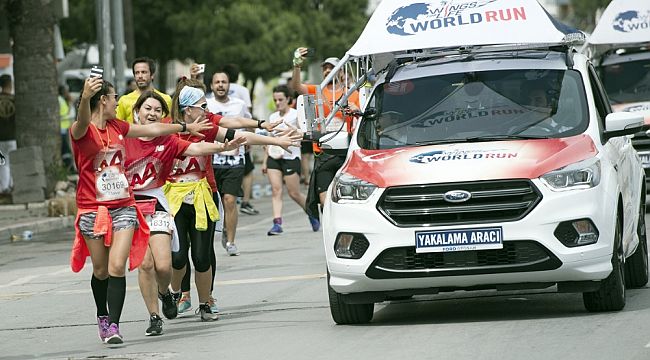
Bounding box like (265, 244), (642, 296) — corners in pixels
(603, 112), (645, 142)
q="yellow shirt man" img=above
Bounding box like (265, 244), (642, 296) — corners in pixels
(116, 89), (172, 123)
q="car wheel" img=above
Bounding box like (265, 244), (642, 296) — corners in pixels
(583, 214), (626, 312)
(327, 274), (374, 325)
(625, 196), (649, 288)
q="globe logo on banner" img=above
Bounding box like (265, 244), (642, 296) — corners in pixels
(386, 3), (430, 36)
(385, 0), (501, 36)
(612, 10), (650, 33)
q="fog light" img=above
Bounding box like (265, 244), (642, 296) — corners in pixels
(554, 219), (599, 247)
(334, 233), (370, 259)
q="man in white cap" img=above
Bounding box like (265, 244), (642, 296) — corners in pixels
(289, 48), (360, 224)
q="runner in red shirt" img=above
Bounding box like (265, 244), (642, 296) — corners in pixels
(124, 90), (245, 335)
(69, 77), (211, 345)
(165, 79), (302, 321)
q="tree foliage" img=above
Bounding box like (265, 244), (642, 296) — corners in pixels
(571, 0), (612, 32)
(60, 0), (369, 84)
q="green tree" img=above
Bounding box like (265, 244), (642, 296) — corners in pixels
(59, 0), (370, 98)
(571, 0), (612, 32)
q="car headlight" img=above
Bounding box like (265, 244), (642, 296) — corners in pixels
(540, 157), (601, 191)
(331, 173), (378, 203)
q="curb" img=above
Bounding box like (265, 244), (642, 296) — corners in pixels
(0, 216), (75, 245)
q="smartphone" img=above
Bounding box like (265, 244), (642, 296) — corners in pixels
(305, 48), (316, 58)
(90, 65), (104, 78)
(197, 64), (206, 74)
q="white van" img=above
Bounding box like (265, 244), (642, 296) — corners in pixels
(585, 0), (650, 192)
(298, 0), (648, 324)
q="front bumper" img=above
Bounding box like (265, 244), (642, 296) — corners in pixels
(323, 178), (617, 296)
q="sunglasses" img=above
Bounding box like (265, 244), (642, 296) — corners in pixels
(188, 103), (208, 110)
(104, 93), (119, 101)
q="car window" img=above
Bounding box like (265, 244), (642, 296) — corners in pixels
(358, 69), (589, 149)
(600, 59), (650, 105)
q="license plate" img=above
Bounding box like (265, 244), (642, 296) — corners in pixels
(639, 151), (650, 168)
(415, 227), (503, 253)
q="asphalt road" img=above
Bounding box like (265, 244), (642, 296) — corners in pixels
(2, 195), (650, 360)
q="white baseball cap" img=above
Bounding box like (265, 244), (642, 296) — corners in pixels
(321, 57), (339, 67)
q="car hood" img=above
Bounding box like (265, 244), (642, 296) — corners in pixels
(343, 135), (598, 188)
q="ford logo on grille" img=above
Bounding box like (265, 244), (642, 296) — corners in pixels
(443, 190), (471, 203)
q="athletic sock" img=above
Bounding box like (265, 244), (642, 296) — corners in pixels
(90, 275), (109, 317)
(107, 276), (126, 325)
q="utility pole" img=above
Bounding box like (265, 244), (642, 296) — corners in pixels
(96, 0), (113, 85)
(111, 0), (126, 94)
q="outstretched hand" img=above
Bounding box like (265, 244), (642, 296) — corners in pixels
(186, 118), (212, 138)
(222, 135), (247, 152)
(263, 119), (283, 132)
(275, 131), (304, 152)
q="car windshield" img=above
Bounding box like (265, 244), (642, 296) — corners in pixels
(601, 59), (650, 105)
(357, 69), (589, 150)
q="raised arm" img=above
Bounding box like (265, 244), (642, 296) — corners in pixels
(70, 77), (103, 140)
(291, 47), (309, 95)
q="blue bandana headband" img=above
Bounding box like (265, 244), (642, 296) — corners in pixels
(178, 86), (205, 111)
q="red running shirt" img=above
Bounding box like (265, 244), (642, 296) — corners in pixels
(124, 135), (192, 192)
(71, 119), (134, 209)
(169, 112), (221, 191)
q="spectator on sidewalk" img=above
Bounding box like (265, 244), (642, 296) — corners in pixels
(0, 74), (16, 194)
(59, 84), (75, 171)
(117, 57), (172, 124)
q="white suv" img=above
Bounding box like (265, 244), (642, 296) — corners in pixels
(310, 1), (649, 325)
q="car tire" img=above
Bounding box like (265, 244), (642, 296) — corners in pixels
(625, 196), (649, 288)
(583, 214), (626, 312)
(327, 274), (374, 325)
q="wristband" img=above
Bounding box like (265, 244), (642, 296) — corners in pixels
(179, 122), (187, 132)
(257, 119), (266, 129)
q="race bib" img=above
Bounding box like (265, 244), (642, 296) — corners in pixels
(146, 211), (172, 234)
(183, 190), (195, 205)
(267, 145), (285, 160)
(95, 165), (129, 201)
(173, 173), (201, 205)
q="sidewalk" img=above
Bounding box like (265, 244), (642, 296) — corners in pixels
(0, 201), (74, 245)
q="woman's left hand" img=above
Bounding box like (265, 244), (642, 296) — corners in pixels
(275, 132), (304, 152)
(186, 118), (212, 137)
(263, 119), (283, 132)
(222, 135), (247, 152)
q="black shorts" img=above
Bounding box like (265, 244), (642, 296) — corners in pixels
(213, 167), (245, 196)
(244, 152), (254, 175)
(267, 157), (301, 177)
(301, 141), (313, 154)
(314, 155), (345, 194)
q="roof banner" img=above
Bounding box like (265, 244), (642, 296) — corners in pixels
(588, 0), (650, 45)
(348, 0), (579, 57)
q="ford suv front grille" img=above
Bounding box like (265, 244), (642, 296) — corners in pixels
(366, 241), (561, 279)
(378, 179), (541, 227)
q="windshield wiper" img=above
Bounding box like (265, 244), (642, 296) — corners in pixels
(465, 135), (550, 141)
(415, 135), (548, 146)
